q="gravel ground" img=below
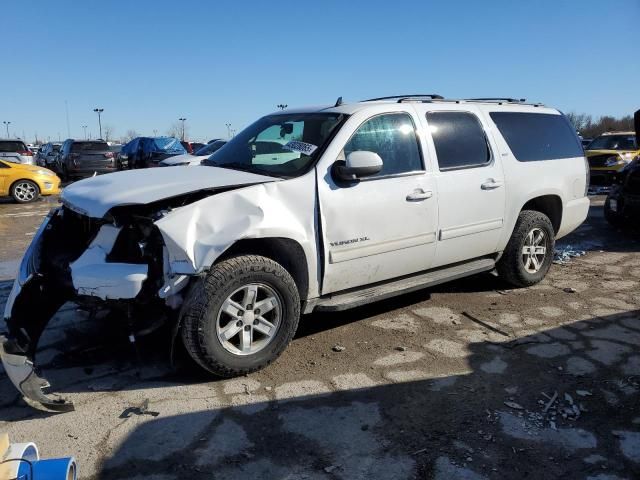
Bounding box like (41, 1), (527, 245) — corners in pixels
(1, 195), (639, 480)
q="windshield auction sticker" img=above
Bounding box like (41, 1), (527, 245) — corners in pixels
(282, 141), (318, 155)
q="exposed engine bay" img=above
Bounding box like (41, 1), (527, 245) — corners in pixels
(0, 190), (218, 411)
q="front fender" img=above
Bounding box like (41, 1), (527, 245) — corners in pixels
(155, 175), (320, 298)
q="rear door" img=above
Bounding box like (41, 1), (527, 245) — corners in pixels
(318, 108), (438, 294)
(416, 105), (506, 267)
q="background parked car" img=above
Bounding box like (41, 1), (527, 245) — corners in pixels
(0, 159), (60, 202)
(36, 142), (62, 169)
(57, 139), (117, 180)
(0, 139), (36, 165)
(603, 111), (640, 227)
(581, 138), (593, 148)
(180, 141), (206, 154)
(160, 139), (227, 166)
(118, 136), (186, 169)
(585, 131), (639, 191)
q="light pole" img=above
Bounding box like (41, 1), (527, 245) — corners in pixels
(93, 108), (104, 139)
(225, 123), (231, 139)
(82, 125), (88, 139)
(276, 104), (288, 110)
(2, 121), (11, 137)
(178, 118), (186, 141)
(153, 129), (158, 137)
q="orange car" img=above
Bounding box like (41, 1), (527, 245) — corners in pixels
(0, 160), (61, 203)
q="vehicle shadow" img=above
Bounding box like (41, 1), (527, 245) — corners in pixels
(99, 310), (640, 479)
(1, 292), (639, 478)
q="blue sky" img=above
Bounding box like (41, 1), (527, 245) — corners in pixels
(1, 0), (638, 142)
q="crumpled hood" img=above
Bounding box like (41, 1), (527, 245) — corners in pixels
(61, 166), (278, 218)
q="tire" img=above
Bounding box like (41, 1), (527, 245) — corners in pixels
(11, 180), (40, 203)
(181, 255), (300, 377)
(497, 210), (555, 287)
(604, 196), (624, 228)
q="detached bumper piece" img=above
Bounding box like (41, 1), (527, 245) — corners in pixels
(2, 209), (149, 412)
(0, 337), (74, 412)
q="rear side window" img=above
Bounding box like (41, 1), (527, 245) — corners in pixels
(0, 141), (27, 152)
(490, 112), (583, 161)
(344, 113), (423, 177)
(426, 112), (491, 170)
(71, 142), (109, 152)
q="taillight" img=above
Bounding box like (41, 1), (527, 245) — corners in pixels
(584, 156), (590, 196)
(104, 152), (114, 158)
(19, 150), (33, 156)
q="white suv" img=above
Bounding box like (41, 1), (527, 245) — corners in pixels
(1, 95), (589, 411)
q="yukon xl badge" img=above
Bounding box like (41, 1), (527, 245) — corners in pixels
(330, 237), (370, 248)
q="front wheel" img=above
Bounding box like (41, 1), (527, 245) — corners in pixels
(497, 210), (555, 287)
(11, 180), (40, 203)
(181, 255), (300, 377)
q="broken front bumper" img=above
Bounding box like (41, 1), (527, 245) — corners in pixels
(0, 336), (74, 412)
(1, 209), (75, 411)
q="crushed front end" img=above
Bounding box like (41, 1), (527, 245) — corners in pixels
(1, 205), (179, 411)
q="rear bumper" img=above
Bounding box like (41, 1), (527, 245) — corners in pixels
(68, 166), (117, 177)
(557, 196), (590, 239)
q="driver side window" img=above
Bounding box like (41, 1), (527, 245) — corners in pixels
(343, 113), (423, 177)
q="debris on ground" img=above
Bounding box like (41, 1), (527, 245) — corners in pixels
(323, 465), (340, 473)
(332, 345), (346, 352)
(553, 245), (586, 265)
(563, 287), (577, 293)
(395, 346), (407, 352)
(542, 391), (558, 413)
(576, 390), (592, 397)
(504, 401), (524, 410)
(119, 399), (160, 419)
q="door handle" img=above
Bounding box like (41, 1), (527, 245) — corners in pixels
(406, 189), (433, 201)
(481, 179), (504, 190)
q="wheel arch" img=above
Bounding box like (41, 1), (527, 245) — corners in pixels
(216, 237), (310, 303)
(520, 194), (563, 234)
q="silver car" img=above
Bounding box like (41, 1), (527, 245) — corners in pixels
(0, 139), (36, 165)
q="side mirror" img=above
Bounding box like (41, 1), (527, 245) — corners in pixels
(334, 151), (383, 181)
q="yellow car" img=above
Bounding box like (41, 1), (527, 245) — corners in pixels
(0, 160), (61, 203)
(586, 131), (639, 190)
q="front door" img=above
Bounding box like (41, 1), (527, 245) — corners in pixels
(417, 107), (506, 267)
(318, 111), (438, 294)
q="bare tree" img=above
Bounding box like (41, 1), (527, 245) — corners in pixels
(125, 129), (139, 141)
(566, 112), (634, 139)
(103, 125), (115, 142)
(167, 121), (189, 140)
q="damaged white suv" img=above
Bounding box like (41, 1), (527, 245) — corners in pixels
(1, 95), (590, 411)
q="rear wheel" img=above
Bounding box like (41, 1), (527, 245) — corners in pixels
(11, 180), (40, 203)
(497, 210), (555, 287)
(181, 255), (300, 377)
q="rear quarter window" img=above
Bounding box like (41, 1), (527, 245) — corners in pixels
(489, 112), (583, 162)
(0, 141), (27, 152)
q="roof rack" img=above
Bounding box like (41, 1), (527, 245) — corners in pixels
(362, 94), (444, 103)
(466, 97), (526, 104)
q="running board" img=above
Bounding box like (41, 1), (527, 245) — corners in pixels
(314, 257), (496, 312)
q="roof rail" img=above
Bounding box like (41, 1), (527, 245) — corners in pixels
(362, 94), (444, 103)
(466, 97), (526, 103)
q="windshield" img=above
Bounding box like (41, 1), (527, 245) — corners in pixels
(587, 135), (637, 151)
(195, 140), (226, 156)
(204, 113), (345, 177)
